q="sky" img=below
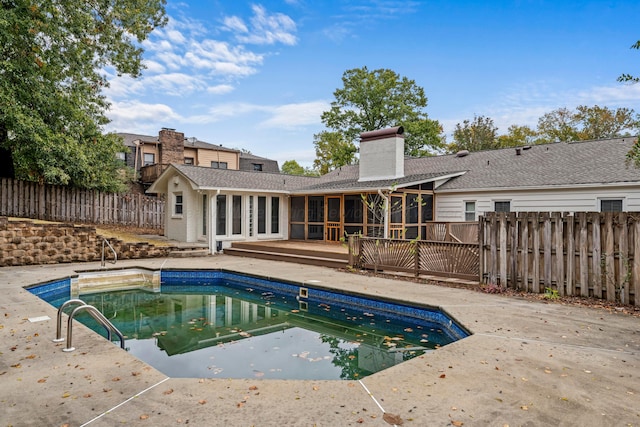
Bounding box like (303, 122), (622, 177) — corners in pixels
(103, 0), (640, 168)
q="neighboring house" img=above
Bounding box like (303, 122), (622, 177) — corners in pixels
(240, 152), (280, 173)
(148, 127), (640, 253)
(117, 128), (279, 186)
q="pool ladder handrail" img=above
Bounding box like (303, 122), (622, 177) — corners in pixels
(53, 299), (125, 352)
(101, 238), (117, 268)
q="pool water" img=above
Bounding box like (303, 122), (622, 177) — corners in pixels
(33, 271), (468, 380)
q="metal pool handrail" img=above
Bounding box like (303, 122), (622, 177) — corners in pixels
(101, 238), (117, 268)
(53, 299), (125, 352)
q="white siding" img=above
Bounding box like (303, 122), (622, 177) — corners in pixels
(164, 174), (198, 242)
(435, 185), (640, 221)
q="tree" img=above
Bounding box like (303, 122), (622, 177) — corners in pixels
(497, 125), (539, 147)
(448, 115), (499, 152)
(536, 107), (580, 143)
(574, 105), (639, 140)
(0, 0), (167, 191)
(281, 160), (319, 176)
(319, 66), (444, 162)
(537, 106), (639, 143)
(618, 40), (640, 83)
(312, 131), (357, 175)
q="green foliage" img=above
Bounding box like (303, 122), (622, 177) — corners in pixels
(617, 40), (640, 83)
(544, 287), (560, 300)
(448, 115), (499, 153)
(537, 105), (639, 143)
(318, 66), (443, 168)
(536, 107), (580, 143)
(281, 159), (319, 176)
(574, 105), (639, 140)
(0, 0), (167, 191)
(497, 125), (539, 148)
(312, 131), (357, 174)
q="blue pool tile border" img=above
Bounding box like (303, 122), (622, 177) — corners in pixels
(25, 269), (470, 342)
(26, 278), (71, 301)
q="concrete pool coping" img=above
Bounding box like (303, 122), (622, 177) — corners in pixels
(1, 256), (638, 426)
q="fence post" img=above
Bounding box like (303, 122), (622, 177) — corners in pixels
(618, 213), (629, 305)
(603, 213), (615, 302)
(499, 213), (507, 288)
(542, 212), (552, 289)
(531, 214), (540, 293)
(591, 212), (602, 298)
(521, 213), (530, 292)
(489, 213), (497, 285)
(564, 213), (574, 296)
(478, 216), (485, 284)
(633, 218), (640, 307)
(578, 213), (589, 297)
(553, 212), (565, 296)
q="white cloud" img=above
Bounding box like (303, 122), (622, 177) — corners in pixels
(142, 73), (206, 96)
(142, 59), (166, 74)
(105, 101), (182, 133)
(207, 84), (235, 95)
(223, 4), (297, 46)
(441, 81), (640, 136)
(223, 16), (248, 33)
(259, 101), (329, 129)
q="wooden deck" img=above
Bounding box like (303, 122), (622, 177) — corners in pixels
(224, 240), (349, 269)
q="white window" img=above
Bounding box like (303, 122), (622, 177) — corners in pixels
(494, 201), (511, 213)
(144, 153), (155, 166)
(184, 157), (194, 165)
(173, 193), (183, 216)
(464, 201), (476, 221)
(211, 161), (228, 169)
(116, 152), (126, 162)
(600, 199), (623, 212)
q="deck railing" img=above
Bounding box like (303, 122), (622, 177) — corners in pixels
(348, 235), (480, 281)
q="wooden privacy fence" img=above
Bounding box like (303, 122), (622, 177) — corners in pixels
(348, 235), (480, 280)
(0, 177), (164, 229)
(480, 212), (640, 306)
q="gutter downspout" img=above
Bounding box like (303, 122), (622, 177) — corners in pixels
(377, 189), (389, 239)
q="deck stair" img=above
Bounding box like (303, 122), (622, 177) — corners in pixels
(224, 241), (349, 269)
(169, 242), (210, 258)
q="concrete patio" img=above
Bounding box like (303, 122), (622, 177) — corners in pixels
(0, 255), (638, 426)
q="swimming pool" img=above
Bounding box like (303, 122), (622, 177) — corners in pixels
(28, 269), (469, 380)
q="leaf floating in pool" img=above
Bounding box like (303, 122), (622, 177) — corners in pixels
(404, 327), (413, 333)
(254, 371), (265, 377)
(420, 339), (429, 343)
(363, 312), (374, 317)
(291, 309), (300, 313)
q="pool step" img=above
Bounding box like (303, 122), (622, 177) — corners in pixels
(168, 248), (210, 258)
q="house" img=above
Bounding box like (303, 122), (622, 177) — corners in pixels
(147, 126), (640, 253)
(117, 128), (279, 186)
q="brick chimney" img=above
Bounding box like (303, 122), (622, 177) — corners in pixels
(158, 128), (184, 165)
(358, 126), (405, 182)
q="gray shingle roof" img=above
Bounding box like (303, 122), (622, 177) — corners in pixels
(116, 132), (239, 153)
(171, 164), (317, 192)
(157, 137), (639, 194)
(406, 137), (639, 191)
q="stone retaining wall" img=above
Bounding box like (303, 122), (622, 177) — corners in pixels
(0, 217), (173, 267)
